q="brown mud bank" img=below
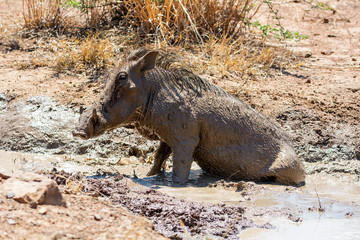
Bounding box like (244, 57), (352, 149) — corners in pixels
(48, 170), (271, 239)
(0, 174), (167, 240)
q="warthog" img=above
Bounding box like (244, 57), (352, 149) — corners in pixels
(73, 48), (305, 185)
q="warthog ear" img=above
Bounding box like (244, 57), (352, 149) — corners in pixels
(132, 51), (159, 73)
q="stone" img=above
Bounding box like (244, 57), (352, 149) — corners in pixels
(7, 219), (17, 225)
(0, 172), (10, 180)
(94, 214), (103, 221)
(38, 206), (48, 215)
(6, 192), (15, 199)
(0, 172), (65, 206)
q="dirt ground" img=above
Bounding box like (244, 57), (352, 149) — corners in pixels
(0, 0), (359, 239)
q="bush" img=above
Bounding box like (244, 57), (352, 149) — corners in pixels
(62, 0), (262, 45)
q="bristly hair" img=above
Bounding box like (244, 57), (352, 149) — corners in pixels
(126, 48), (229, 97)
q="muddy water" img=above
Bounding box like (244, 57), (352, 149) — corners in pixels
(241, 217), (360, 240)
(134, 167), (360, 239)
(2, 150), (359, 239)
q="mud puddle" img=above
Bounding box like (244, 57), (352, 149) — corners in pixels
(240, 216), (360, 240)
(135, 169), (360, 239)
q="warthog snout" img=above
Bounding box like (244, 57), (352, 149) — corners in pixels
(72, 108), (99, 139)
(72, 129), (88, 139)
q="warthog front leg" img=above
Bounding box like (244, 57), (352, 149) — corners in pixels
(147, 141), (172, 176)
(171, 136), (199, 184)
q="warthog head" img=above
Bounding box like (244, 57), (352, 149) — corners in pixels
(73, 49), (158, 139)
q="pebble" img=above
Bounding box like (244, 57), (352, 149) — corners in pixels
(38, 207), (47, 215)
(7, 219), (17, 225)
(6, 192), (15, 199)
(29, 201), (38, 209)
(94, 214), (103, 221)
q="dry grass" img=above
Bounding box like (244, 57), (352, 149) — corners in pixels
(75, 0), (121, 27)
(120, 0), (263, 45)
(0, 16), (22, 49)
(52, 34), (116, 73)
(22, 0), (62, 29)
(197, 36), (275, 77)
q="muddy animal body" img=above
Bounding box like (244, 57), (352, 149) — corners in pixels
(73, 48), (305, 185)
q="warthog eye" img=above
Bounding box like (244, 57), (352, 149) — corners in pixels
(116, 72), (128, 81)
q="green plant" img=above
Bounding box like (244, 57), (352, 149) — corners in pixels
(250, 20), (308, 41)
(249, 0), (308, 42)
(310, 0), (334, 10)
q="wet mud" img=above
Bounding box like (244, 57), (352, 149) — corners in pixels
(0, 94), (157, 161)
(276, 108), (360, 175)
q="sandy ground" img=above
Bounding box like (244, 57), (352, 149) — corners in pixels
(0, 0), (360, 239)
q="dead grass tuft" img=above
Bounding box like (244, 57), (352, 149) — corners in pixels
(52, 34), (116, 73)
(120, 0), (263, 45)
(53, 173), (85, 194)
(201, 36), (275, 76)
(22, 0), (63, 29)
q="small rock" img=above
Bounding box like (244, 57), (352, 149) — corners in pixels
(0, 172), (65, 206)
(355, 150), (360, 160)
(352, 58), (357, 61)
(0, 172), (10, 180)
(323, 18), (329, 23)
(304, 53), (312, 58)
(38, 207), (47, 215)
(306, 79), (311, 84)
(29, 201), (38, 209)
(7, 219), (17, 225)
(327, 34), (337, 38)
(6, 192), (15, 199)
(94, 214), (103, 221)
